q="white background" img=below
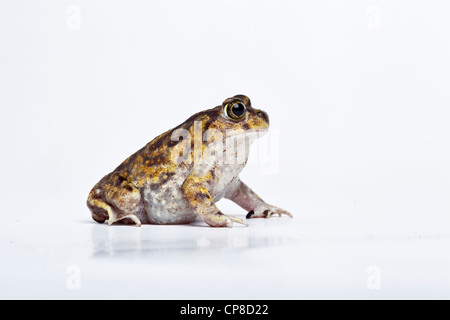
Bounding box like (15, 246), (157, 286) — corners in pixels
(0, 0), (449, 299)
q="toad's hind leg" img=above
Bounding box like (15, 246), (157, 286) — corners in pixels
(87, 173), (146, 227)
(87, 189), (114, 224)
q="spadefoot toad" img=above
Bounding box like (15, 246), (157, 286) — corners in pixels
(87, 95), (292, 227)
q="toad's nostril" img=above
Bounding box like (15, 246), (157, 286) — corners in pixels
(257, 110), (269, 125)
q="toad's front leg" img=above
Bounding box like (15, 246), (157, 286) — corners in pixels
(225, 179), (293, 219)
(181, 173), (248, 227)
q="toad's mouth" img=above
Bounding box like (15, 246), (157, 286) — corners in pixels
(223, 127), (268, 141)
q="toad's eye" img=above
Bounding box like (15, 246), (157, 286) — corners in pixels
(224, 101), (246, 121)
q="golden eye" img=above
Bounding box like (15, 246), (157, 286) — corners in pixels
(224, 101), (246, 121)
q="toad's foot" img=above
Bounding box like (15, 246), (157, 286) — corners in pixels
(246, 205), (292, 219)
(108, 213), (142, 227)
(224, 180), (293, 220)
(203, 212), (249, 228)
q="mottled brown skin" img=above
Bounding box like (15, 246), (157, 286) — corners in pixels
(87, 95), (292, 227)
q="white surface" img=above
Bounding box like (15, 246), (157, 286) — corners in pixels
(1, 214), (449, 299)
(1, 0), (450, 299)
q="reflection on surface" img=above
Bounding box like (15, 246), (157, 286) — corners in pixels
(90, 224), (295, 259)
(90, 221), (450, 260)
